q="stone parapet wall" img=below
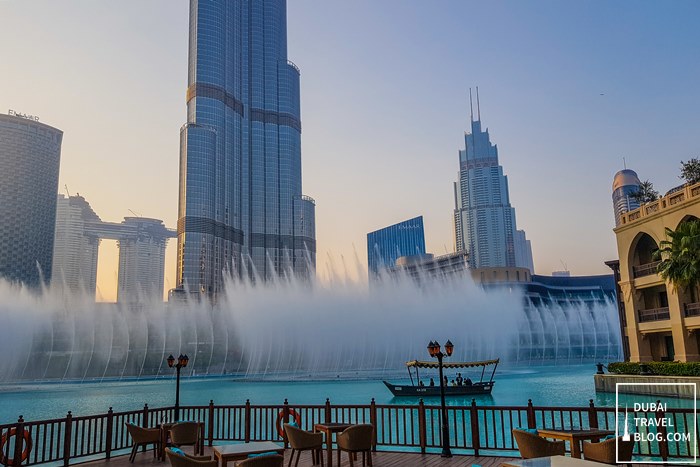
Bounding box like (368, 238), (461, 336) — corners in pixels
(595, 374), (700, 399)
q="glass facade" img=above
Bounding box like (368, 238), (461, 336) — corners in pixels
(367, 216), (426, 278)
(177, 0), (316, 295)
(453, 113), (532, 270)
(0, 114), (62, 288)
(611, 169), (641, 226)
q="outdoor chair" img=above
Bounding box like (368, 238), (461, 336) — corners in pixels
(336, 424), (373, 467)
(284, 423), (324, 467)
(170, 422), (202, 455)
(165, 448), (217, 467)
(125, 422), (161, 462)
(583, 437), (634, 465)
(512, 429), (565, 459)
(235, 454), (284, 467)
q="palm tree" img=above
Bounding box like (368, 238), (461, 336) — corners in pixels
(656, 219), (700, 302)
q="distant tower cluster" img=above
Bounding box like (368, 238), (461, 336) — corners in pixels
(367, 216), (426, 278)
(453, 89), (534, 272)
(52, 194), (176, 302)
(116, 218), (171, 303)
(52, 194), (100, 294)
(0, 112), (62, 288)
(612, 169), (642, 226)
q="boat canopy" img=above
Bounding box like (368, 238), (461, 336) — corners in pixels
(405, 358), (499, 369)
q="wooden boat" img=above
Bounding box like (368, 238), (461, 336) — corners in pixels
(383, 358), (499, 397)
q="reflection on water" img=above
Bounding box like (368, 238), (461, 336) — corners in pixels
(0, 364), (693, 425)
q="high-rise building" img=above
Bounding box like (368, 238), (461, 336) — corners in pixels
(117, 218), (171, 303)
(52, 194), (101, 295)
(453, 91), (532, 271)
(612, 169), (642, 226)
(177, 0), (316, 296)
(514, 229), (535, 272)
(52, 194), (175, 302)
(367, 216), (426, 278)
(0, 112), (62, 288)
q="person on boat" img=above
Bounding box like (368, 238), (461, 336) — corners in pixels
(419, 380), (425, 387)
(443, 376), (448, 386)
(456, 373), (463, 386)
(450, 379), (456, 386)
(465, 376), (473, 385)
(429, 378), (435, 386)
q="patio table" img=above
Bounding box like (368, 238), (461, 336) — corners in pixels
(536, 428), (614, 459)
(212, 442), (284, 467)
(313, 422), (352, 467)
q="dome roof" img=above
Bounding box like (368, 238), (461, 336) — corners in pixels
(612, 169), (641, 191)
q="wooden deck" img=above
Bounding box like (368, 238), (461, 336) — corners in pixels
(79, 446), (663, 467)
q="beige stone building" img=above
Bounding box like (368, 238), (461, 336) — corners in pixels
(614, 181), (700, 362)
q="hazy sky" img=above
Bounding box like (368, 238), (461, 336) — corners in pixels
(1, 1), (699, 301)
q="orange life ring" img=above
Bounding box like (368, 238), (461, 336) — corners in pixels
(0, 428), (32, 466)
(276, 409), (302, 438)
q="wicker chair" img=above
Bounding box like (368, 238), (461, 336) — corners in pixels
(235, 455), (284, 467)
(125, 423), (161, 462)
(165, 448), (217, 467)
(583, 437), (634, 465)
(512, 429), (566, 459)
(336, 424), (373, 467)
(170, 422), (202, 455)
(284, 424), (324, 467)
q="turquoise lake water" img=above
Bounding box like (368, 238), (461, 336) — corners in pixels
(0, 364), (693, 425)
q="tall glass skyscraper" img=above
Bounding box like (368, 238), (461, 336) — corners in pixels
(453, 92), (533, 271)
(611, 169), (641, 226)
(367, 216), (426, 279)
(0, 113), (62, 288)
(177, 0), (316, 295)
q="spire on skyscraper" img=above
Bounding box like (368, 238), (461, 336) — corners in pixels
(453, 93), (534, 271)
(476, 86), (481, 121)
(469, 88), (474, 123)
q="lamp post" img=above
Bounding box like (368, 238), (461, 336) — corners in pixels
(428, 340), (453, 458)
(167, 354), (189, 422)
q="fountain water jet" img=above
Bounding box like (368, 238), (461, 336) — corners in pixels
(0, 266), (621, 382)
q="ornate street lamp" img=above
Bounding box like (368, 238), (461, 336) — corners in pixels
(167, 354), (189, 422)
(428, 339), (453, 457)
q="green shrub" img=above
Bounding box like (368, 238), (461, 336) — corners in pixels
(607, 362), (640, 375)
(607, 361), (700, 376)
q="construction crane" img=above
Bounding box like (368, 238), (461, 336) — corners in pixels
(128, 209), (142, 218)
(64, 184), (71, 197)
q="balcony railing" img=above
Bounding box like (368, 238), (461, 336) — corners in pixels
(685, 302), (700, 317)
(633, 261), (661, 278)
(618, 181), (700, 226)
(638, 307), (670, 322)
